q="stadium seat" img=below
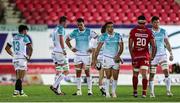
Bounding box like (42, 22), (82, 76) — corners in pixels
(14, 0), (180, 25)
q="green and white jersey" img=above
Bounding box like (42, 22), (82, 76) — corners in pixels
(51, 25), (65, 53)
(152, 28), (168, 56)
(8, 33), (31, 59)
(99, 32), (123, 57)
(69, 28), (97, 55)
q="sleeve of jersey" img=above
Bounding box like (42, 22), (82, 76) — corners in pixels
(98, 35), (105, 43)
(129, 30), (134, 39)
(57, 28), (63, 36)
(90, 30), (98, 38)
(24, 36), (31, 44)
(68, 30), (76, 39)
(164, 30), (168, 38)
(7, 38), (13, 46)
(118, 33), (123, 42)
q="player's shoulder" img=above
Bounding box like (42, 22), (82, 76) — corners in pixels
(57, 25), (64, 30)
(159, 28), (166, 33)
(72, 29), (79, 33)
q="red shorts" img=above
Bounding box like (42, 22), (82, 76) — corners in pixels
(132, 58), (150, 68)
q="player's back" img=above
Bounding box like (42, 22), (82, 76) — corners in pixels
(11, 34), (30, 59)
(51, 25), (65, 52)
(130, 26), (154, 59)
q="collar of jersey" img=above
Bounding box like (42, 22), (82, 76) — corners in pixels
(17, 33), (25, 37)
(107, 32), (115, 37)
(152, 28), (160, 33)
(78, 28), (86, 33)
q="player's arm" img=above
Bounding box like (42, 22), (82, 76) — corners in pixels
(92, 42), (103, 66)
(65, 36), (77, 52)
(164, 38), (173, 61)
(128, 37), (133, 59)
(26, 43), (33, 61)
(150, 38), (156, 60)
(5, 43), (13, 57)
(114, 39), (124, 63)
(59, 35), (66, 55)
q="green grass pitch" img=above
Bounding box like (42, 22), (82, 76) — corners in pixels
(0, 85), (180, 102)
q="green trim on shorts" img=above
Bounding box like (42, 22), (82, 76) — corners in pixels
(56, 66), (64, 71)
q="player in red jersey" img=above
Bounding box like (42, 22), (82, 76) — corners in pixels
(128, 15), (156, 98)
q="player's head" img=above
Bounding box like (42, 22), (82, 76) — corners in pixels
(76, 18), (85, 31)
(151, 16), (160, 29)
(105, 22), (114, 34)
(137, 15), (146, 26)
(59, 16), (67, 28)
(18, 25), (29, 34)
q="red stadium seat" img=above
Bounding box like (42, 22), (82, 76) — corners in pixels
(14, 0), (180, 24)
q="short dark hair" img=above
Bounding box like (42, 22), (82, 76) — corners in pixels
(18, 25), (29, 33)
(101, 25), (106, 33)
(77, 18), (84, 23)
(138, 15), (146, 20)
(105, 21), (113, 26)
(59, 16), (67, 23)
(151, 16), (159, 22)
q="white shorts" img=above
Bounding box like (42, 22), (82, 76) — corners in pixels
(74, 54), (90, 65)
(151, 54), (167, 65)
(13, 58), (27, 71)
(97, 55), (103, 64)
(51, 52), (67, 65)
(103, 55), (119, 70)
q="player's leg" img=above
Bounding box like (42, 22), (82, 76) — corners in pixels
(13, 70), (21, 97)
(111, 68), (119, 98)
(51, 52), (68, 95)
(104, 68), (112, 98)
(72, 63), (83, 96)
(140, 65), (149, 98)
(102, 56), (112, 98)
(56, 63), (69, 95)
(132, 60), (139, 97)
(160, 60), (173, 96)
(98, 69), (106, 96)
(13, 59), (28, 97)
(132, 68), (139, 97)
(149, 64), (157, 97)
(85, 67), (92, 95)
(84, 55), (93, 95)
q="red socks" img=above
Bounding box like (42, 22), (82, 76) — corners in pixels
(133, 76), (138, 92)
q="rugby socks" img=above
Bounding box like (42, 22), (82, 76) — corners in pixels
(149, 80), (154, 94)
(77, 77), (82, 91)
(165, 77), (171, 92)
(105, 79), (110, 96)
(53, 73), (64, 89)
(132, 76), (138, 92)
(112, 80), (117, 94)
(142, 78), (148, 95)
(87, 77), (92, 93)
(15, 79), (22, 92)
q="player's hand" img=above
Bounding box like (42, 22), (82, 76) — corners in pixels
(25, 55), (30, 62)
(63, 50), (67, 55)
(71, 48), (78, 53)
(169, 55), (173, 61)
(114, 56), (120, 63)
(87, 48), (93, 53)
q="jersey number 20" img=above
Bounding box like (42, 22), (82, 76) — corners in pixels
(137, 38), (146, 46)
